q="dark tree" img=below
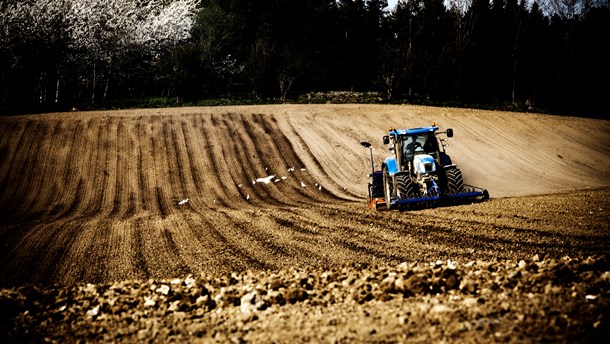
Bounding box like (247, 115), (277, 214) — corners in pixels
(1, 0), (609, 116)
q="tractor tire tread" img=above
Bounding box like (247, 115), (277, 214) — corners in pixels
(445, 167), (465, 195)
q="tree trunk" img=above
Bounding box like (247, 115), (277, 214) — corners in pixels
(92, 62), (96, 104)
(278, 72), (295, 101)
(55, 75), (60, 104)
(104, 78), (109, 102)
(103, 57), (112, 101)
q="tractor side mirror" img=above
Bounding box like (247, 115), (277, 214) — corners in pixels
(383, 135), (389, 144)
(446, 128), (453, 137)
(360, 141), (371, 148)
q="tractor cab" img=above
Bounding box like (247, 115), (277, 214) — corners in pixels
(400, 132), (439, 171)
(383, 126), (453, 172)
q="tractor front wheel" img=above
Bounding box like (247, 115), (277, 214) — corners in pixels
(395, 173), (417, 199)
(445, 166), (465, 195)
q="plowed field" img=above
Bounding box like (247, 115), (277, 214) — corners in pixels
(1, 104), (609, 342)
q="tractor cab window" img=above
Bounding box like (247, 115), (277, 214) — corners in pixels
(401, 133), (437, 165)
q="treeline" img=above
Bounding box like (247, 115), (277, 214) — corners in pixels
(1, 0), (609, 116)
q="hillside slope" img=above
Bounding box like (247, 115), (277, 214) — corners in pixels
(0, 105), (609, 287)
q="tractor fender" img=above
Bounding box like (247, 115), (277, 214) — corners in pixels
(383, 157), (399, 176)
(439, 152), (453, 166)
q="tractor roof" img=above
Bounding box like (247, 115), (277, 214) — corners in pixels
(390, 126), (439, 136)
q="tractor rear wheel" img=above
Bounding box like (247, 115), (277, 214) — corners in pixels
(445, 166), (465, 195)
(382, 166), (393, 209)
(395, 173), (417, 199)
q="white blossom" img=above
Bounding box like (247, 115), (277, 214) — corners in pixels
(1, 0), (200, 55)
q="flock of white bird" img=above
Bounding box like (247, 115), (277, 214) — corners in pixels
(177, 166), (323, 205)
(243, 166), (323, 202)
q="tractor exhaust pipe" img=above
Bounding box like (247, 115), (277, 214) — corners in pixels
(361, 141), (375, 175)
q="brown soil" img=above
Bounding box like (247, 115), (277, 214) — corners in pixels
(1, 104), (609, 342)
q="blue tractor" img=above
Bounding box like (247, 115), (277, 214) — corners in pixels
(362, 124), (488, 210)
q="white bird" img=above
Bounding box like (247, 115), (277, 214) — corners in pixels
(301, 168), (306, 171)
(300, 181), (306, 188)
(287, 167), (295, 172)
(256, 175), (275, 184)
(246, 194), (250, 200)
(178, 198), (189, 205)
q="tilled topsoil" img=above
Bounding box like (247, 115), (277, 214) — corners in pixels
(2, 188), (610, 343)
(1, 105), (609, 342)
